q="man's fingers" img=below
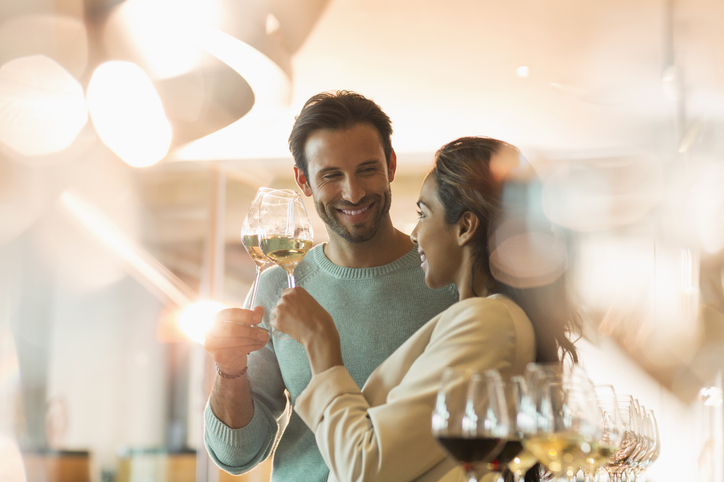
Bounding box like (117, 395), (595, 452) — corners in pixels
(204, 335), (267, 351)
(215, 307), (262, 325)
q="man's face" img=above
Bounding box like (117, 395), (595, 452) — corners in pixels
(295, 123), (396, 244)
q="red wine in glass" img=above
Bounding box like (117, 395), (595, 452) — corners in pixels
(435, 436), (502, 472)
(488, 439), (524, 471)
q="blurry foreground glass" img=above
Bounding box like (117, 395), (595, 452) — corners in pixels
(581, 385), (623, 482)
(432, 368), (507, 482)
(488, 376), (539, 482)
(523, 363), (602, 482)
(602, 395), (641, 482)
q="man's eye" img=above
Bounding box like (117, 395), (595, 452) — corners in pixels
(323, 173), (340, 180)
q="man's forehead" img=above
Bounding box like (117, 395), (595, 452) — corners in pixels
(304, 124), (386, 173)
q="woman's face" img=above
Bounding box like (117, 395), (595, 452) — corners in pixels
(410, 173), (463, 289)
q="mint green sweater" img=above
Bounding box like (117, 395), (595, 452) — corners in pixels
(204, 244), (458, 482)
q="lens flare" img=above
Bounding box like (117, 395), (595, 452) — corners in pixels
(177, 301), (227, 344)
(87, 61), (172, 167)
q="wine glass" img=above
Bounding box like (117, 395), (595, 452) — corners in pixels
(603, 395), (641, 482)
(241, 188), (297, 339)
(635, 408), (660, 478)
(523, 363), (602, 482)
(432, 368), (507, 482)
(259, 190), (314, 289)
(488, 376), (539, 482)
(581, 385), (623, 482)
(241, 187), (281, 308)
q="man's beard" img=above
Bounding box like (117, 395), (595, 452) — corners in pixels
(313, 187), (392, 244)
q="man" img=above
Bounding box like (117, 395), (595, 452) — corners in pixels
(203, 91), (457, 481)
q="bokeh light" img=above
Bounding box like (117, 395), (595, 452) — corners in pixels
(0, 14), (88, 77)
(87, 61), (172, 167)
(539, 150), (663, 232)
(0, 55), (88, 156)
(103, 0), (222, 80)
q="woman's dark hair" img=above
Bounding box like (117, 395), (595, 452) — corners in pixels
(288, 90), (393, 178)
(431, 136), (580, 364)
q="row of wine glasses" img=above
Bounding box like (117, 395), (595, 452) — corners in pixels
(432, 364), (660, 482)
(240, 187), (314, 337)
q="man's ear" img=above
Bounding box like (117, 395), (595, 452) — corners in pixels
(387, 149), (397, 182)
(294, 166), (313, 197)
(457, 211), (480, 246)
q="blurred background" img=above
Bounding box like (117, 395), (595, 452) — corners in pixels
(1, 0), (723, 480)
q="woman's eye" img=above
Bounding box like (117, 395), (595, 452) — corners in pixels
(416, 210), (424, 219)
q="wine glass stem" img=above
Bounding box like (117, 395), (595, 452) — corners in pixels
(287, 271), (296, 288)
(247, 268), (262, 309)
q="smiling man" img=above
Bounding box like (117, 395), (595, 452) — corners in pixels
(203, 91), (458, 482)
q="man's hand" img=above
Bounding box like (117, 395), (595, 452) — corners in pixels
(204, 306), (270, 378)
(271, 288), (343, 374)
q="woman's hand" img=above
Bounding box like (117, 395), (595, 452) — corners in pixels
(271, 287), (344, 374)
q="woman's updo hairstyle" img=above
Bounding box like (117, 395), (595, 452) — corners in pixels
(431, 136), (580, 363)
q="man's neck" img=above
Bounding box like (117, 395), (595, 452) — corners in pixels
(322, 221), (413, 268)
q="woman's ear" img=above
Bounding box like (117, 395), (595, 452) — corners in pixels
(457, 211), (480, 246)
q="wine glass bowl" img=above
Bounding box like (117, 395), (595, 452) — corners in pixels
(241, 187), (278, 309)
(602, 395), (641, 482)
(522, 363), (603, 481)
(432, 368), (508, 482)
(580, 385), (623, 482)
(259, 190), (314, 289)
(488, 376), (538, 482)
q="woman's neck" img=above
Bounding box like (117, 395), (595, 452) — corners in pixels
(456, 257), (489, 301)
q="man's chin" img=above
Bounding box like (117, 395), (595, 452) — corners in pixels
(334, 227), (377, 244)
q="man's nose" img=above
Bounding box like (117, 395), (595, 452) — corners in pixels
(341, 177), (365, 204)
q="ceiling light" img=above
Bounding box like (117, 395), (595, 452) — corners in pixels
(516, 65), (529, 77)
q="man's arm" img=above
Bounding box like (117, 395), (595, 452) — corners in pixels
(204, 306), (269, 427)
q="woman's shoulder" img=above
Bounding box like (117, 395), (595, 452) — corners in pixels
(437, 295), (531, 333)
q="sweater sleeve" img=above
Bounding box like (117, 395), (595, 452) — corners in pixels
(294, 298), (535, 482)
(203, 268), (292, 474)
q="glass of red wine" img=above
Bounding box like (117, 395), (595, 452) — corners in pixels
(488, 375), (539, 482)
(432, 368), (508, 482)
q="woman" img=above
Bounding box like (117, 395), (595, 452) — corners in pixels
(272, 136), (580, 482)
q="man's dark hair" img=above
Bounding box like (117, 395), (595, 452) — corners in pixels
(288, 90), (393, 179)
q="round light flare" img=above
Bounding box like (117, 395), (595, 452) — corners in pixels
(87, 61), (171, 167)
(0, 55), (88, 156)
(516, 65), (529, 77)
(177, 300), (227, 344)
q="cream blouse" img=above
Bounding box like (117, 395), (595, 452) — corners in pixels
(294, 294), (536, 482)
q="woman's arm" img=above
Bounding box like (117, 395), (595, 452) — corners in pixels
(295, 298), (534, 482)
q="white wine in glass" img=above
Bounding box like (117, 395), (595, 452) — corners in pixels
(259, 190), (314, 289)
(241, 187), (281, 309)
(523, 363), (602, 482)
